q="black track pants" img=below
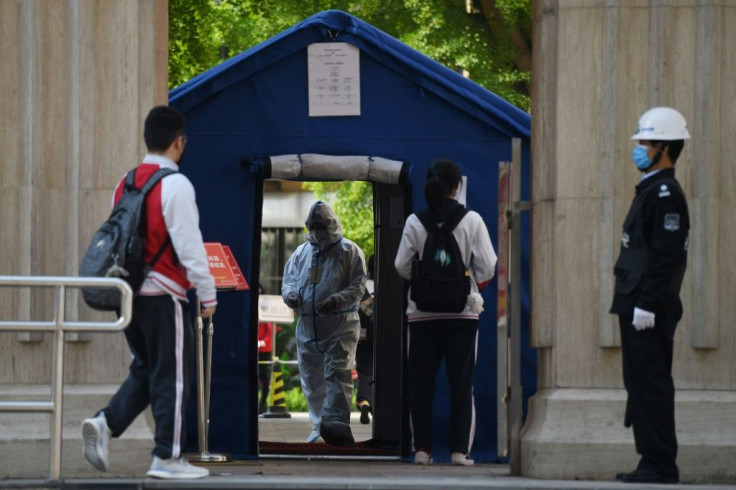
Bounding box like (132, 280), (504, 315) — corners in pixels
(409, 318), (478, 455)
(103, 295), (193, 460)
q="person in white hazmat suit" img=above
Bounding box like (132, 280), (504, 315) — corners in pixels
(282, 201), (366, 446)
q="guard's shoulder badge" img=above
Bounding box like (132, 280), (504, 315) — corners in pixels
(664, 213), (680, 231)
(658, 184), (671, 198)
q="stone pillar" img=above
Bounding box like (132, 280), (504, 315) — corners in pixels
(525, 0), (736, 482)
(0, 0), (167, 477)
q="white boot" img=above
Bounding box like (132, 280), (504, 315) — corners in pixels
(305, 428), (322, 443)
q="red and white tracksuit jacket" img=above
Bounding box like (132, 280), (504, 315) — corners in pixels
(113, 154), (216, 307)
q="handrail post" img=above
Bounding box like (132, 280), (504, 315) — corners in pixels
(0, 276), (132, 482)
(195, 300), (207, 453)
(186, 298), (230, 462)
(50, 284), (66, 481)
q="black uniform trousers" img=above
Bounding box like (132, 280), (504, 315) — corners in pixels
(618, 314), (679, 479)
(355, 338), (374, 405)
(409, 318), (478, 455)
(103, 295), (193, 460)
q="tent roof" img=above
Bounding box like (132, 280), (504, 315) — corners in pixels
(169, 9), (530, 140)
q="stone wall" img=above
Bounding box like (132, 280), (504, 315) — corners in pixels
(0, 2), (166, 477)
(525, 0), (736, 482)
(0, 0), (168, 386)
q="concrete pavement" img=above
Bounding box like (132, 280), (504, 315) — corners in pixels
(2, 460), (736, 489)
(3, 411), (736, 489)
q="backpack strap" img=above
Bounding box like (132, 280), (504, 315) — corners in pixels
(127, 167), (178, 268)
(123, 167), (176, 194)
(124, 168), (138, 192)
(442, 206), (469, 232)
(141, 167), (176, 194)
(148, 236), (172, 269)
(415, 206), (468, 232)
(415, 209), (438, 232)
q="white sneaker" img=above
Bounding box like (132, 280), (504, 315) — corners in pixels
(146, 456), (209, 479)
(451, 452), (475, 466)
(81, 412), (110, 472)
(414, 450), (432, 465)
(305, 428), (322, 443)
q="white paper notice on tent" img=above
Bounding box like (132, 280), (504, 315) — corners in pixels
(308, 42), (360, 117)
(258, 294), (295, 324)
(457, 176), (467, 206)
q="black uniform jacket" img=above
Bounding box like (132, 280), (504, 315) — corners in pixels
(610, 168), (689, 320)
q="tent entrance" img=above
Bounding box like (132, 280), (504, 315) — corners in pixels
(255, 155), (412, 458)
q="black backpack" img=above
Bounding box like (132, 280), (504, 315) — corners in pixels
(79, 167), (175, 311)
(410, 206), (470, 313)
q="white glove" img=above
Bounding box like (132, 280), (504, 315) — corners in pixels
(466, 293), (484, 314)
(632, 307), (655, 331)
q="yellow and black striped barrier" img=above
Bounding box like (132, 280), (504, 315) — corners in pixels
(261, 356), (292, 419)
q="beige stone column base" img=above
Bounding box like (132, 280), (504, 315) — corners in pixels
(521, 388), (736, 483)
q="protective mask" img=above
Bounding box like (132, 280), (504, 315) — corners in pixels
(311, 230), (331, 246)
(632, 144), (652, 171)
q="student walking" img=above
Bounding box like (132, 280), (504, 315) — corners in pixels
(81, 106), (216, 480)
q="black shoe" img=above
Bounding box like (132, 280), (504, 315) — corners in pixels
(320, 420), (355, 446)
(360, 404), (371, 425)
(615, 468), (679, 484)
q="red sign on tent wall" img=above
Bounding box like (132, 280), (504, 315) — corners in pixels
(204, 242), (238, 290)
(222, 245), (249, 291)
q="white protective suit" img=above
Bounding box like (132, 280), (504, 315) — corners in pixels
(282, 201), (366, 433)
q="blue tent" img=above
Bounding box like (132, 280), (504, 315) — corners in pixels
(170, 9), (534, 462)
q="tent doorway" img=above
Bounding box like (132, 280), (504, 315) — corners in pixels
(254, 163), (411, 458)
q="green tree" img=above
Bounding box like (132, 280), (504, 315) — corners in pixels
(169, 0), (224, 88)
(169, 0), (532, 109)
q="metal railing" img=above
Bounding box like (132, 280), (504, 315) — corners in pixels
(0, 276), (133, 481)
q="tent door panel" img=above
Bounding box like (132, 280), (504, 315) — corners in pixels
(372, 182), (411, 450)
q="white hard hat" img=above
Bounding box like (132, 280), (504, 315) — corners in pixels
(631, 107), (691, 140)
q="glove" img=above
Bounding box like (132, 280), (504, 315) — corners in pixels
(466, 293), (484, 314)
(632, 307), (655, 331)
(317, 295), (340, 315)
(284, 291), (301, 310)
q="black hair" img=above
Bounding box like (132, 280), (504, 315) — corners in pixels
(144, 105), (186, 152)
(651, 139), (685, 163)
(424, 159), (462, 213)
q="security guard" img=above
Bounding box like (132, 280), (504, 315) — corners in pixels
(610, 107), (690, 484)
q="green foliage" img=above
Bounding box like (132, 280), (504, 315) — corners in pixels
(282, 382), (360, 412)
(169, 0), (224, 88)
(168, 0), (532, 110)
(284, 387), (309, 412)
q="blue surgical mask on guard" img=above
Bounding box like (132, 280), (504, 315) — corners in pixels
(632, 144), (652, 171)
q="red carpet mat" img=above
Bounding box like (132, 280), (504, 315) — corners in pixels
(260, 438), (398, 456)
